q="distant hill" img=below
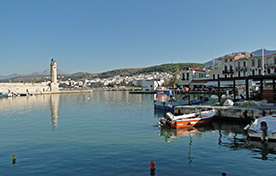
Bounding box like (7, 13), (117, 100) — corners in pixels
(251, 49), (276, 56)
(31, 68), (68, 75)
(0, 73), (22, 80)
(203, 59), (218, 66)
(0, 69), (68, 80)
(0, 63), (206, 82)
(137, 63), (205, 73)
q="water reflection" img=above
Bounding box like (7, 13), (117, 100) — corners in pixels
(50, 95), (59, 129)
(159, 124), (214, 142)
(158, 120), (276, 161)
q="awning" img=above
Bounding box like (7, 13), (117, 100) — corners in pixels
(204, 80), (248, 86)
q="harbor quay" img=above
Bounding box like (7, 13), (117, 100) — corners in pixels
(174, 105), (276, 123)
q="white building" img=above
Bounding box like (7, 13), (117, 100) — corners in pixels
(142, 80), (164, 91)
(178, 68), (206, 88)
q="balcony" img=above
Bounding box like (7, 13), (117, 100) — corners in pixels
(264, 63), (276, 68)
(236, 67), (247, 71)
(222, 70), (234, 74)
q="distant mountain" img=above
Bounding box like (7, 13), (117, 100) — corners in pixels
(31, 68), (68, 75)
(0, 68), (68, 80)
(203, 59), (218, 66)
(1, 63), (206, 82)
(0, 73), (23, 80)
(251, 49), (276, 56)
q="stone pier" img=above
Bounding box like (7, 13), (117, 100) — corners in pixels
(174, 105), (276, 122)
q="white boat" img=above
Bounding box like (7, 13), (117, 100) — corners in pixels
(244, 115), (276, 141)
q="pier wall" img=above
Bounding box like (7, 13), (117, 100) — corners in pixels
(0, 83), (50, 94)
(174, 105), (276, 122)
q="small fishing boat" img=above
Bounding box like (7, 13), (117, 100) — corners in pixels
(154, 90), (204, 111)
(159, 109), (216, 128)
(244, 114), (276, 141)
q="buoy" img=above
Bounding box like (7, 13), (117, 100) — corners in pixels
(150, 161), (155, 176)
(222, 172), (227, 176)
(12, 153), (16, 165)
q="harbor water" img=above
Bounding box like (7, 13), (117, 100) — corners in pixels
(0, 91), (276, 176)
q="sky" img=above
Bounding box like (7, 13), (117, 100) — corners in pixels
(1, 0), (276, 75)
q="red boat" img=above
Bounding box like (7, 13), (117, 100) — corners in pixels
(159, 109), (216, 128)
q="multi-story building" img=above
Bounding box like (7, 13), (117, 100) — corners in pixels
(209, 52), (253, 79)
(178, 68), (206, 88)
(249, 54), (276, 75)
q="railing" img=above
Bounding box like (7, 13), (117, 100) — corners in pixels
(236, 67), (247, 71)
(222, 70), (234, 74)
(265, 63), (276, 68)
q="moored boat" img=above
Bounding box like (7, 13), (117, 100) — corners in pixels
(159, 109), (216, 128)
(244, 114), (276, 141)
(154, 90), (205, 111)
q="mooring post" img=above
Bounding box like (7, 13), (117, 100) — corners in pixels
(233, 79), (236, 101)
(246, 78), (249, 100)
(218, 76), (221, 103)
(12, 153), (16, 165)
(150, 161), (155, 175)
(273, 78), (276, 102)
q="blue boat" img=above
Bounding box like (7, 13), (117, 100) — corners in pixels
(154, 90), (204, 111)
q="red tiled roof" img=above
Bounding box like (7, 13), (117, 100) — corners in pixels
(235, 57), (248, 61)
(181, 68), (205, 72)
(265, 53), (276, 57)
(219, 55), (235, 60)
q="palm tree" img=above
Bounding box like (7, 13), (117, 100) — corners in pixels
(170, 66), (179, 88)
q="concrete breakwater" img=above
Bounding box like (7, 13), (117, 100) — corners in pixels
(174, 105), (276, 122)
(39, 89), (93, 94)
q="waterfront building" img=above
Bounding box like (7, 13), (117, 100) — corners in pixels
(209, 52), (253, 79)
(142, 79), (164, 91)
(178, 68), (206, 88)
(0, 59), (59, 94)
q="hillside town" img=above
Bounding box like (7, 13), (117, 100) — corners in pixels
(56, 49), (276, 97)
(1, 49), (276, 103)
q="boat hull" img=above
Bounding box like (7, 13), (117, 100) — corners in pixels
(245, 114), (276, 141)
(159, 110), (216, 129)
(171, 116), (213, 128)
(247, 131), (276, 141)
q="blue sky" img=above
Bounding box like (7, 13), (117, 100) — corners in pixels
(1, 0), (276, 75)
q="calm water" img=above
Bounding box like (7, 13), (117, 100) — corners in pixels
(0, 91), (276, 176)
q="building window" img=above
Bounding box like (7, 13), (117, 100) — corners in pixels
(258, 59), (261, 67)
(243, 70), (246, 76)
(224, 74), (227, 78)
(243, 61), (246, 67)
(187, 73), (189, 80)
(230, 59), (233, 62)
(182, 73), (185, 80)
(230, 65), (233, 72)
(274, 58), (276, 64)
(274, 68), (276, 73)
(258, 69), (262, 75)
(251, 59), (255, 67)
(225, 59), (228, 62)
(224, 65), (227, 72)
(213, 74), (215, 79)
(252, 70), (255, 76)
(238, 62), (240, 68)
(238, 71), (241, 77)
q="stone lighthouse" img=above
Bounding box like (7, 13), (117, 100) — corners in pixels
(50, 58), (59, 92)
